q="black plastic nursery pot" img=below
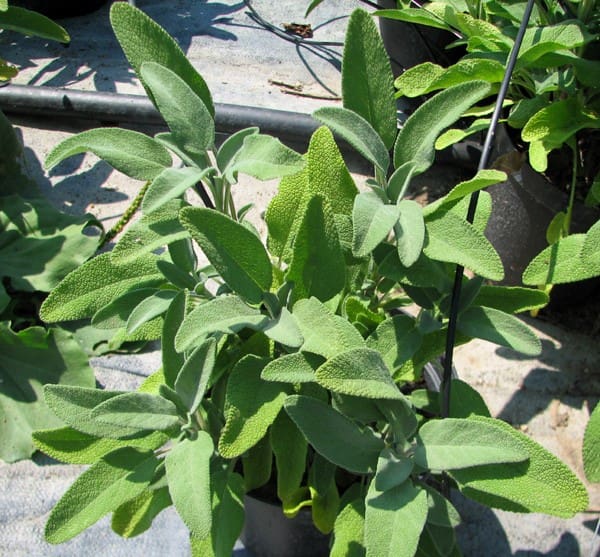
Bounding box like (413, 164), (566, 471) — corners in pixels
(11, 0), (109, 18)
(484, 127), (600, 301)
(377, 0), (462, 76)
(241, 493), (331, 557)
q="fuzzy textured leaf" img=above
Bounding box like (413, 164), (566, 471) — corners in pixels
(219, 356), (288, 458)
(365, 480), (428, 557)
(46, 128), (171, 180)
(352, 191), (399, 258)
(261, 351), (323, 383)
(366, 314), (422, 374)
(314, 106), (390, 171)
(141, 61), (214, 155)
(226, 134), (305, 181)
(523, 233), (600, 285)
(111, 487), (171, 538)
(424, 211), (504, 280)
(110, 2), (214, 115)
(342, 9), (397, 149)
(0, 6), (69, 42)
(395, 59), (504, 98)
(416, 418), (528, 471)
(395, 200), (425, 267)
(174, 295), (264, 353)
(174, 337), (216, 413)
(45, 447), (159, 543)
(394, 81), (493, 174)
(165, 433), (213, 538)
(316, 348), (403, 400)
(287, 195), (346, 303)
(452, 416), (589, 517)
(292, 297), (364, 359)
(40, 252), (164, 323)
(584, 402), (600, 483)
(91, 392), (180, 432)
(180, 207), (272, 304)
(285, 394), (384, 474)
(458, 306), (541, 356)
(32, 426), (166, 465)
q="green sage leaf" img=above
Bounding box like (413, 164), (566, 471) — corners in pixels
(174, 337), (217, 414)
(0, 6), (69, 42)
(45, 128), (171, 181)
(287, 195), (346, 303)
(175, 295), (264, 353)
(45, 447), (159, 543)
(458, 305), (541, 356)
(141, 61), (214, 155)
(165, 433), (214, 538)
(424, 211), (504, 280)
(91, 392), (180, 432)
(284, 394), (384, 474)
(415, 417), (529, 471)
(342, 9), (397, 149)
(219, 356), (289, 458)
(271, 411), (308, 505)
(395, 199), (425, 267)
(292, 297), (365, 359)
(523, 233), (600, 285)
(394, 81), (493, 174)
(40, 252), (164, 323)
(110, 2), (214, 115)
(111, 487), (171, 538)
(364, 480), (427, 557)
(316, 348), (403, 400)
(261, 351), (324, 383)
(180, 206), (272, 304)
(142, 166), (211, 214)
(452, 416), (589, 517)
(313, 106), (390, 171)
(226, 134), (305, 182)
(583, 402), (600, 483)
(352, 191), (399, 258)
(126, 290), (177, 334)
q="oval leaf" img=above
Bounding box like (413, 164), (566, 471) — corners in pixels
(284, 394), (384, 474)
(91, 392), (180, 432)
(316, 348), (403, 400)
(45, 447), (159, 543)
(165, 433), (214, 538)
(314, 106), (390, 171)
(40, 253), (165, 323)
(342, 9), (397, 149)
(452, 416), (589, 517)
(141, 61), (214, 155)
(394, 81), (493, 174)
(180, 207), (272, 304)
(415, 417), (529, 471)
(458, 305), (541, 356)
(352, 191), (399, 258)
(110, 2), (214, 115)
(45, 128), (171, 180)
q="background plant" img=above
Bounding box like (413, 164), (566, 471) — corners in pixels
(0, 0), (69, 81)
(33, 4), (589, 556)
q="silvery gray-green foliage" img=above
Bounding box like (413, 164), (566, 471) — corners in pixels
(33, 4), (588, 557)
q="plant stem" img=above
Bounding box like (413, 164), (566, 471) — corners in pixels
(565, 142), (579, 234)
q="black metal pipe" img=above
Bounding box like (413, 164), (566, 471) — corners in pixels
(0, 83), (480, 170)
(0, 84), (321, 146)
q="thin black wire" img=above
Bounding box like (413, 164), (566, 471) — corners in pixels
(440, 0), (536, 419)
